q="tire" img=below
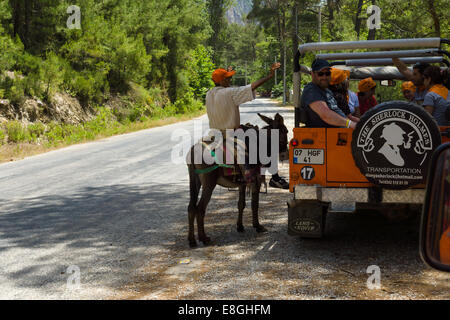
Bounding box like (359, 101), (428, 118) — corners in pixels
(351, 101), (441, 189)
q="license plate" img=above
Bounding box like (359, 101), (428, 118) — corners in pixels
(293, 149), (324, 165)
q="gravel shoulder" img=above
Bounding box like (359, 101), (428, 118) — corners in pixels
(113, 163), (450, 300)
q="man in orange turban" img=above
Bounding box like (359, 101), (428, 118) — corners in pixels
(401, 81), (416, 102)
(357, 77), (378, 116)
(328, 68), (360, 123)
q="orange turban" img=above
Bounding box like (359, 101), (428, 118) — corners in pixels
(330, 68), (350, 85)
(358, 77), (377, 92)
(401, 81), (416, 93)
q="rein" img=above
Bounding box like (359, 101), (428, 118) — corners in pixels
(194, 150), (234, 174)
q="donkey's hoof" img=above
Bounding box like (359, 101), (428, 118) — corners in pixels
(189, 240), (197, 248)
(255, 225), (268, 233)
(199, 236), (211, 245)
(237, 224), (245, 233)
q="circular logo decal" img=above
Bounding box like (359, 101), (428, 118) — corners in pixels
(352, 101), (441, 189)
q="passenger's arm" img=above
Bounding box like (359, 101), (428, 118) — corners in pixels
(353, 106), (361, 118)
(424, 105), (434, 115)
(310, 101), (357, 129)
(348, 114), (360, 123)
(251, 62), (281, 90)
(392, 57), (414, 80)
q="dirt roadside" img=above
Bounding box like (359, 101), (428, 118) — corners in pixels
(112, 164), (450, 300)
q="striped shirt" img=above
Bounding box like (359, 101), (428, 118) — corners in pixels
(206, 85), (255, 130)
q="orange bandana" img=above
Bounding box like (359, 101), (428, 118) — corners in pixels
(358, 77), (376, 92)
(401, 81), (416, 93)
(330, 68), (350, 85)
(429, 84), (449, 100)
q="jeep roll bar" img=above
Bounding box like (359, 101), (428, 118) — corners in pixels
(293, 38), (450, 127)
(330, 56), (448, 67)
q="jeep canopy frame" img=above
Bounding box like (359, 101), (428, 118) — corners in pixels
(293, 38), (450, 127)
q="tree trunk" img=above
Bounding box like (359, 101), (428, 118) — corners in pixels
(24, 0), (31, 49)
(426, 0), (441, 37)
(291, 3), (298, 61)
(354, 0), (364, 40)
(327, 0), (335, 40)
(12, 0), (21, 38)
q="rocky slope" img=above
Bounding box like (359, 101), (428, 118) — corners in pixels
(0, 93), (95, 125)
(226, 0), (252, 25)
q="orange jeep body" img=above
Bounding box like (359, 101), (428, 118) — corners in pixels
(289, 126), (450, 192)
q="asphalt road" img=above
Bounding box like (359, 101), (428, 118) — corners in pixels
(0, 98), (292, 299)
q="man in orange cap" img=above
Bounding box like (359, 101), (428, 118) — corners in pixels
(401, 81), (416, 102)
(207, 63), (280, 130)
(206, 62), (289, 188)
(357, 77), (378, 116)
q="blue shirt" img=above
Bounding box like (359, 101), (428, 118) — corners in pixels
(348, 90), (359, 114)
(423, 91), (449, 126)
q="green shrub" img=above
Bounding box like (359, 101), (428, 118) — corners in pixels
(0, 127), (5, 145)
(27, 122), (46, 142)
(6, 121), (28, 143)
(44, 121), (65, 145)
(271, 83), (284, 98)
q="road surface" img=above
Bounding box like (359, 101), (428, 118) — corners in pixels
(1, 98), (448, 300)
(0, 98), (292, 299)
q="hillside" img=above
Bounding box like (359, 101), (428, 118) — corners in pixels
(226, 0), (253, 25)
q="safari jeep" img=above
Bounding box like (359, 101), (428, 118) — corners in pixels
(288, 37), (450, 238)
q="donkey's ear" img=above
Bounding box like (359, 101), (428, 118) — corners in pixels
(274, 113), (284, 124)
(258, 113), (273, 124)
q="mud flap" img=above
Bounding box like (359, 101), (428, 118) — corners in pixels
(287, 200), (328, 238)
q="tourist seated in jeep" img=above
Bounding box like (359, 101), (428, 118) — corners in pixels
(401, 81), (416, 103)
(423, 66), (450, 126)
(329, 68), (360, 123)
(357, 77), (378, 116)
(300, 59), (357, 129)
(393, 58), (430, 105)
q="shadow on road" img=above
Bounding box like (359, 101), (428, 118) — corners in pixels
(0, 183), (189, 296)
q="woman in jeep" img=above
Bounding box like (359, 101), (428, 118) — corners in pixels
(423, 66), (450, 126)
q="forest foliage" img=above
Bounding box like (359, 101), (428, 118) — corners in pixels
(0, 0), (448, 115)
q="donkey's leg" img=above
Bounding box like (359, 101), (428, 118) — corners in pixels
(237, 185), (246, 232)
(251, 180), (267, 233)
(196, 176), (217, 245)
(188, 164), (201, 247)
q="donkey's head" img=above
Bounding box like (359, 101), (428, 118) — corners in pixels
(258, 113), (289, 161)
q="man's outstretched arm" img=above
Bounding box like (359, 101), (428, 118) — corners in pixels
(392, 57), (414, 80)
(251, 62), (281, 90)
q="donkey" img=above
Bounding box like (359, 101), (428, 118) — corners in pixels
(186, 113), (288, 247)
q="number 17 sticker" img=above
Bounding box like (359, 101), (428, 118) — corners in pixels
(300, 166), (315, 180)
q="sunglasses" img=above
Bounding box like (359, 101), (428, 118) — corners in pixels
(317, 71), (331, 77)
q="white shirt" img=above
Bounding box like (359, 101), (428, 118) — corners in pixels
(348, 90), (359, 114)
(206, 85), (255, 130)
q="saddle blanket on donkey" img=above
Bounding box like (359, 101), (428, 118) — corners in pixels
(194, 124), (261, 184)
